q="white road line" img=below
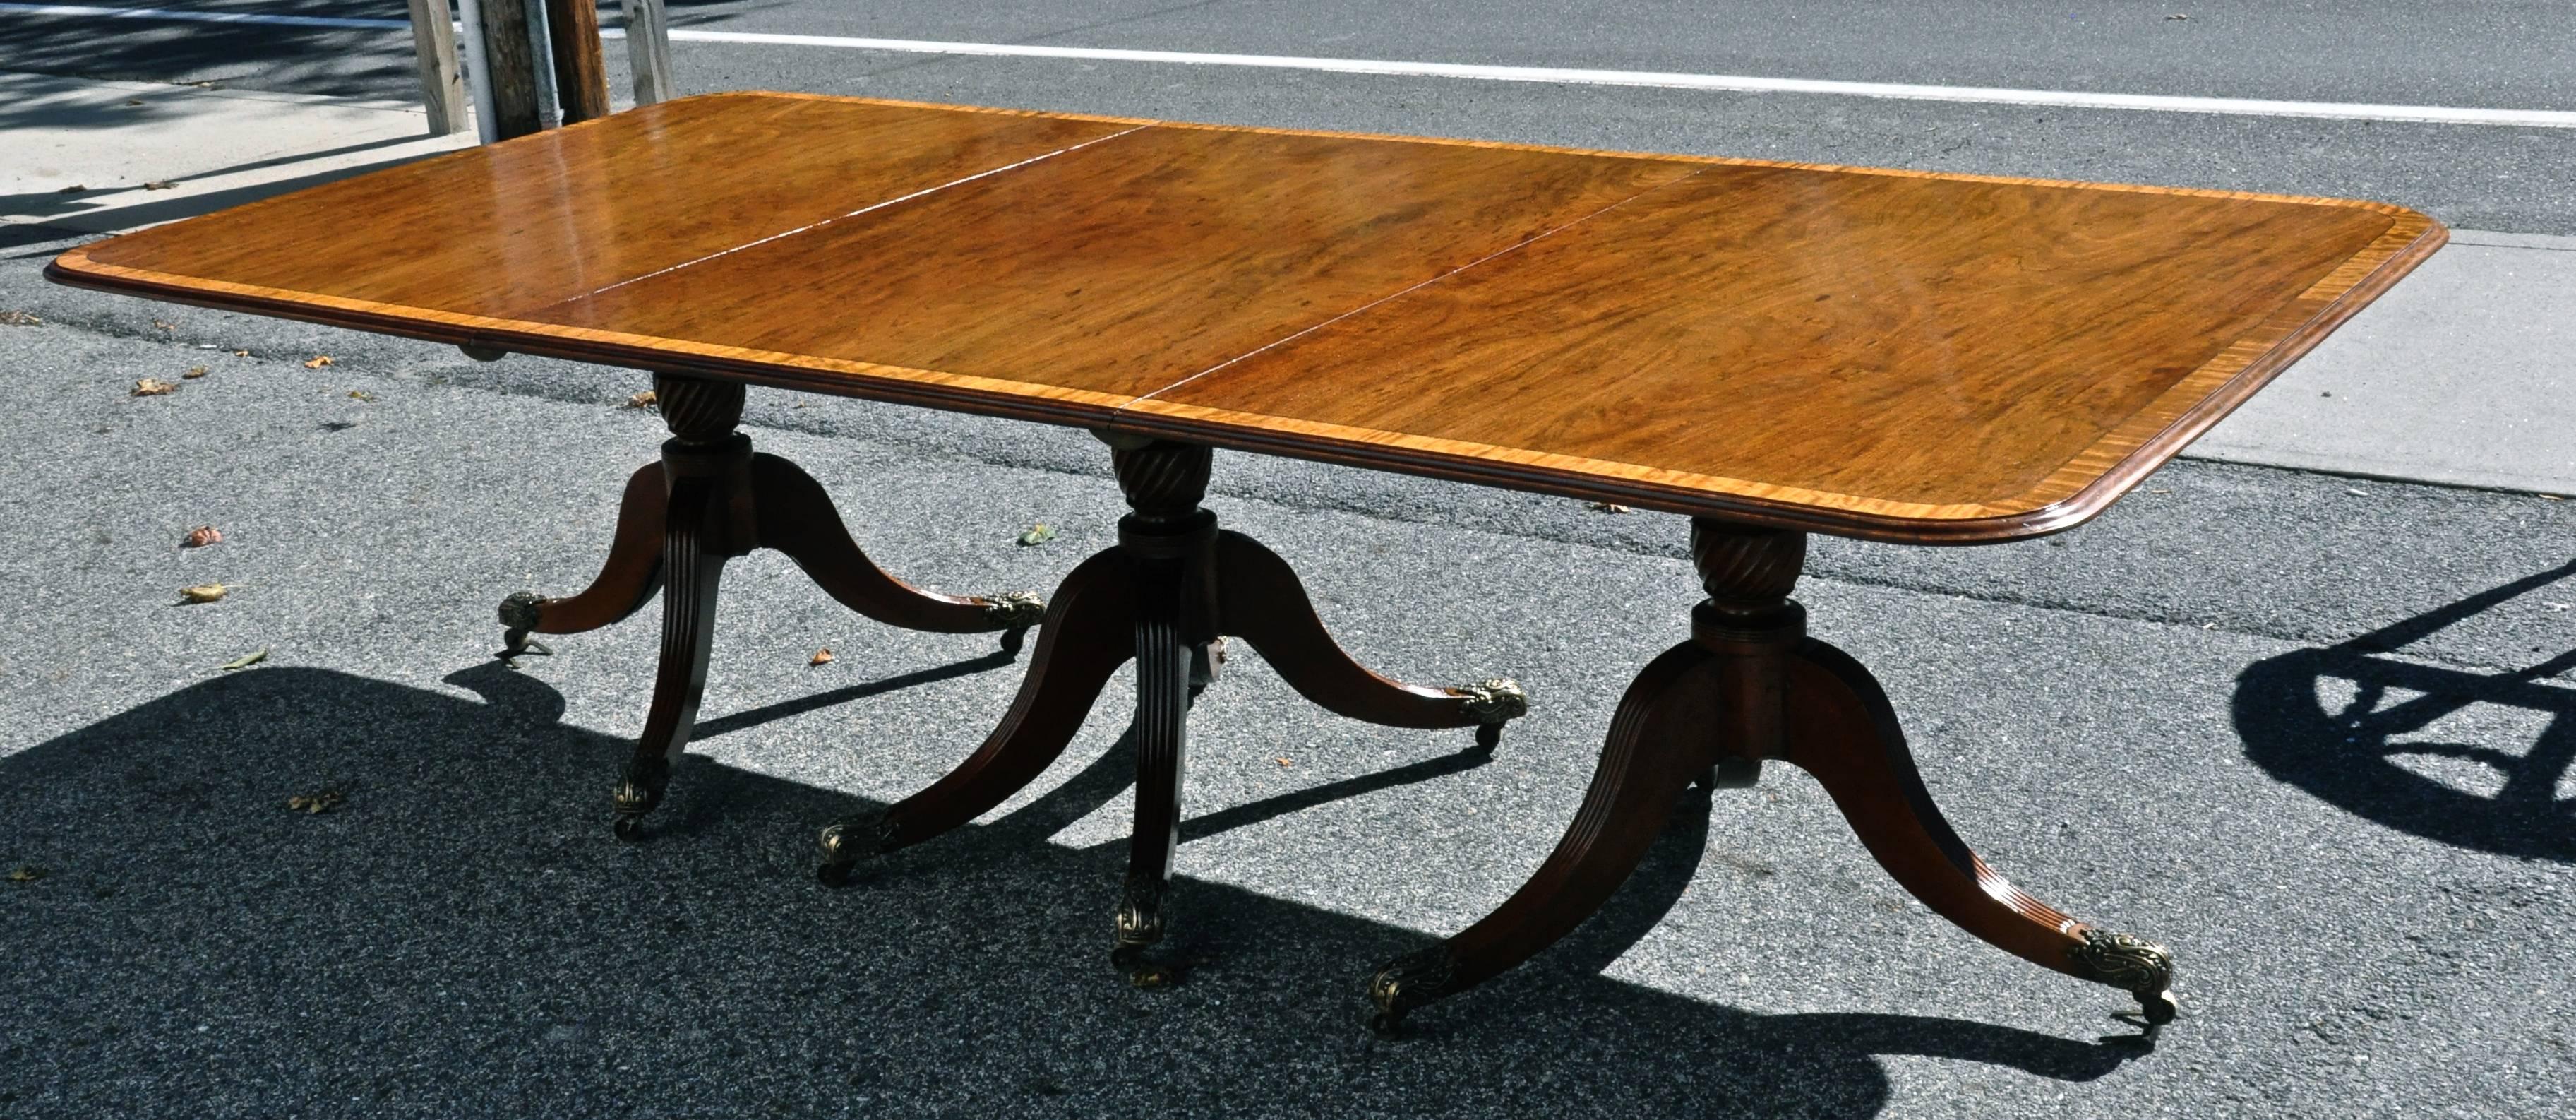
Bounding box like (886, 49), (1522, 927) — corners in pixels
(7, 2), (2572, 129)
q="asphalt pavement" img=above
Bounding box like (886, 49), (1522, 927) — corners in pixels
(3, 4), (2573, 1119)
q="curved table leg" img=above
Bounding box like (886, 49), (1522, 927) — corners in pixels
(610, 474), (729, 842)
(1363, 517), (2174, 1035)
(1367, 642), (1718, 1035)
(1214, 530), (1526, 749)
(751, 453), (1045, 653)
(496, 460), (666, 657)
(815, 550), (1135, 883)
(1783, 638), (2177, 1025)
(1114, 589), (1193, 985)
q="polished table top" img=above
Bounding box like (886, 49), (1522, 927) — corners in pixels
(50, 93), (2443, 542)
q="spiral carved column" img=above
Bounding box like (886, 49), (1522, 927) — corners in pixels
(1686, 518), (1807, 785)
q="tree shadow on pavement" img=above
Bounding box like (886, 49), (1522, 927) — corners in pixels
(2236, 558), (2576, 861)
(0, 664), (2134, 1118)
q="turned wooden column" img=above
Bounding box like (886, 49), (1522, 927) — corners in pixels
(1687, 518), (1808, 785)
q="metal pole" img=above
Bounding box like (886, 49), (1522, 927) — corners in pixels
(524, 0), (562, 129)
(454, 0), (501, 143)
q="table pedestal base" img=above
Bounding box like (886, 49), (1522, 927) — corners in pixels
(1367, 518), (2176, 1035)
(493, 374), (1046, 841)
(815, 436), (1528, 985)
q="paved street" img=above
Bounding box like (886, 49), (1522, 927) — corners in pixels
(2, 4), (2572, 1117)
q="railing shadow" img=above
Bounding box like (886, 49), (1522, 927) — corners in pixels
(2236, 559), (2576, 861)
(0, 664), (2134, 1116)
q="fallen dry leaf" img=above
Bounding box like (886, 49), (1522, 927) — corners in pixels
(1017, 523), (1058, 547)
(1588, 501), (1631, 513)
(179, 583), (229, 604)
(0, 310), (41, 326)
(143, 180), (176, 191)
(347, 389), (376, 402)
(132, 378), (177, 396)
(1274, 757), (1292, 768)
(182, 525), (223, 548)
(285, 790), (343, 814)
(217, 647), (269, 671)
(622, 389), (658, 410)
(809, 648), (836, 666)
(152, 319), (175, 332)
(182, 365), (209, 379)
(123, 98), (143, 106)
(6, 866), (44, 883)
(303, 355), (333, 369)
(230, 349), (250, 357)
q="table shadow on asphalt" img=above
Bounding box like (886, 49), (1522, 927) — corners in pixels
(0, 661), (2138, 1117)
(2237, 556), (2576, 863)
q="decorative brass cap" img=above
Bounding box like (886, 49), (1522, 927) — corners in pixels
(497, 590), (544, 630)
(2070, 927), (2178, 1025)
(979, 591), (1046, 630)
(1454, 678), (1528, 725)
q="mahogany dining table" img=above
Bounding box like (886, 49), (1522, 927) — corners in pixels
(49, 92), (2443, 1035)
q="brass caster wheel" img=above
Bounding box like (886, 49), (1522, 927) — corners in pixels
(2071, 928), (2178, 1027)
(1455, 677), (1526, 753)
(609, 758), (666, 844)
(981, 592), (1045, 656)
(496, 591), (554, 661)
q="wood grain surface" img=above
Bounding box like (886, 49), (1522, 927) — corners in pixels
(48, 92), (2445, 542)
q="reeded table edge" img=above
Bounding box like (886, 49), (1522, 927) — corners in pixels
(45, 91), (2451, 544)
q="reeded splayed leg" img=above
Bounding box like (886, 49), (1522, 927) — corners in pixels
(610, 376), (755, 841)
(498, 460), (667, 660)
(1101, 439), (1218, 984)
(1369, 642), (1716, 1035)
(750, 451), (1044, 654)
(1367, 517), (2175, 1034)
(815, 551), (1134, 885)
(1781, 637), (2178, 1025)
(1214, 530), (1526, 751)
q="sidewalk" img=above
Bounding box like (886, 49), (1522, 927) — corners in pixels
(5, 68), (2569, 498)
(0, 70), (472, 234)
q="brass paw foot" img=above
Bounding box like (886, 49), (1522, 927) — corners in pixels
(1454, 677), (1528, 752)
(2071, 927), (2178, 1025)
(981, 591), (1046, 655)
(1367, 943), (1461, 1038)
(1112, 871), (1172, 985)
(814, 816), (899, 886)
(496, 591), (554, 660)
(610, 757), (669, 842)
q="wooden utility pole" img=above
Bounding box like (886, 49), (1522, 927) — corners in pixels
(476, 0), (546, 139)
(621, 0), (676, 105)
(405, 0), (471, 135)
(544, 0), (613, 124)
